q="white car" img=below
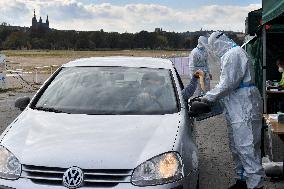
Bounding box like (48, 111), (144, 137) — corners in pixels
(0, 57), (207, 189)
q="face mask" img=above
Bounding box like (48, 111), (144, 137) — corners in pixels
(279, 67), (284, 73)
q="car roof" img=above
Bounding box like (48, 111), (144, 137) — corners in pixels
(62, 56), (174, 69)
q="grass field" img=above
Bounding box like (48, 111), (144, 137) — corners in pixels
(2, 50), (189, 58)
(1, 49), (189, 69)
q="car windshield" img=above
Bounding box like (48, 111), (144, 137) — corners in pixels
(33, 67), (179, 115)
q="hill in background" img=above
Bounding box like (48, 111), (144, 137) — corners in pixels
(0, 23), (244, 51)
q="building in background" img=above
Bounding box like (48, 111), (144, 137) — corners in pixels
(31, 10), (49, 34)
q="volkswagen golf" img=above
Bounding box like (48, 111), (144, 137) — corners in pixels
(0, 57), (207, 189)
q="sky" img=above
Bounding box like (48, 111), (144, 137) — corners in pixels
(0, 0), (262, 33)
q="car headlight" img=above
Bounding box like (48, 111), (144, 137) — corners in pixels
(0, 146), (21, 180)
(131, 152), (184, 186)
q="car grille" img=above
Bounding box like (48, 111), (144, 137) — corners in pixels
(21, 165), (132, 187)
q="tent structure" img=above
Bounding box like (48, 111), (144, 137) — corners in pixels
(245, 1), (284, 113)
(245, 0), (284, 169)
(262, 0), (284, 24)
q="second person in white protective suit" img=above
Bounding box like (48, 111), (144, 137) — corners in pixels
(199, 32), (264, 189)
(189, 36), (212, 96)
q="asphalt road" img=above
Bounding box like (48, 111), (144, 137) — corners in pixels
(195, 114), (284, 189)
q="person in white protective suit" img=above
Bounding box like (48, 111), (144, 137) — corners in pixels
(189, 36), (212, 96)
(199, 32), (264, 189)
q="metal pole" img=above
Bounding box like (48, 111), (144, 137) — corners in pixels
(182, 58), (184, 75)
(35, 69), (38, 84)
(0, 54), (6, 89)
(35, 67), (40, 84)
(263, 27), (267, 114)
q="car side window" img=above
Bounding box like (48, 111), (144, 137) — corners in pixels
(174, 68), (184, 90)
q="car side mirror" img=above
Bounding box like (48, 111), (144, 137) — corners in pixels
(15, 97), (30, 111)
(189, 101), (211, 117)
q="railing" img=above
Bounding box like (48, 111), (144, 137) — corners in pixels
(1, 56), (191, 91)
(169, 56), (190, 76)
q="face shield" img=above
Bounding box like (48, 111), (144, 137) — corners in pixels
(208, 31), (237, 58)
(198, 34), (220, 65)
(200, 31), (237, 65)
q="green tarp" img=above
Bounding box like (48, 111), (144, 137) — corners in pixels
(246, 37), (263, 93)
(263, 0), (284, 24)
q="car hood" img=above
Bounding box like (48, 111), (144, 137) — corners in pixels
(1, 109), (182, 169)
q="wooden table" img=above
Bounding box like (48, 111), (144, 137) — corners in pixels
(263, 114), (284, 162)
(264, 114), (284, 134)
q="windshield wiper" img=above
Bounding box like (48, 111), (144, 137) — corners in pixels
(35, 106), (65, 113)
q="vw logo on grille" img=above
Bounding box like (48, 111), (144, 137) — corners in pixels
(63, 167), (84, 189)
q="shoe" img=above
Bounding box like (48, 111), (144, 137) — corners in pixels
(228, 180), (248, 189)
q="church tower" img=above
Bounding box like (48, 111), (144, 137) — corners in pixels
(32, 9), (37, 28)
(46, 15), (49, 28)
(31, 9), (50, 34)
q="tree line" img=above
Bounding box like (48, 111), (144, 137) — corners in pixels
(0, 23), (244, 50)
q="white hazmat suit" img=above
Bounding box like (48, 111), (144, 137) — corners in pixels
(189, 36), (211, 95)
(203, 32), (264, 189)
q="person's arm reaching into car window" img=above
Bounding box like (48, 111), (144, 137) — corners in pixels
(182, 70), (204, 101)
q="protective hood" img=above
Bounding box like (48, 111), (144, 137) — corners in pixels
(207, 31), (237, 58)
(197, 36), (208, 49)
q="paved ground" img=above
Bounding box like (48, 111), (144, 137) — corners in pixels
(196, 115), (284, 189)
(0, 72), (283, 189)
